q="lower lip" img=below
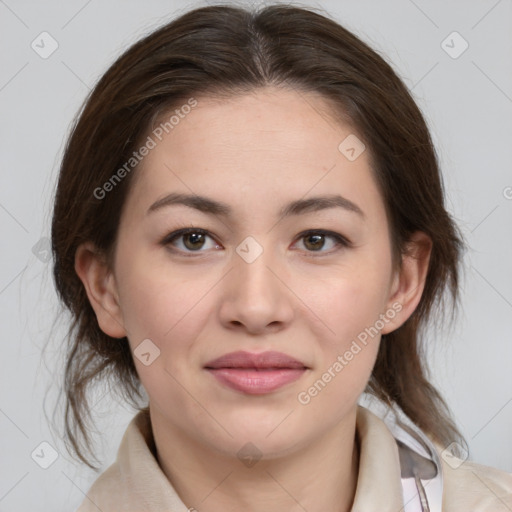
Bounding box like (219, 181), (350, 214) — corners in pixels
(206, 368), (306, 394)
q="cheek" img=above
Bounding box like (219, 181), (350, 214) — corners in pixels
(114, 251), (220, 376)
(295, 257), (391, 395)
(304, 261), (392, 341)
(114, 257), (216, 408)
(116, 249), (203, 333)
(295, 275), (387, 417)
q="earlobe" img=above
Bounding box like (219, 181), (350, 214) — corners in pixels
(381, 232), (432, 335)
(74, 242), (127, 339)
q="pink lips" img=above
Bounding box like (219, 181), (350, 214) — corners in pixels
(204, 350), (308, 395)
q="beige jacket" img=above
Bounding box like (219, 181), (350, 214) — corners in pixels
(76, 406), (512, 511)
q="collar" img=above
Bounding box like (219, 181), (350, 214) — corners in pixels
(80, 400), (441, 511)
(359, 393), (444, 512)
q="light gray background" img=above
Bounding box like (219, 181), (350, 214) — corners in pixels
(1, 0), (511, 510)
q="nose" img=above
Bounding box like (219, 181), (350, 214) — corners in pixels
(218, 244), (295, 335)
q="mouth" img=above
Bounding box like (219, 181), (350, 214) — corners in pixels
(204, 350), (308, 395)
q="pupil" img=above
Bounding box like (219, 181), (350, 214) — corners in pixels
(185, 232), (204, 250)
(305, 234), (324, 251)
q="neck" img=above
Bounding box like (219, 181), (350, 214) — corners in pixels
(151, 407), (360, 512)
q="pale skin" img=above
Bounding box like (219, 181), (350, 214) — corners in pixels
(75, 86), (431, 512)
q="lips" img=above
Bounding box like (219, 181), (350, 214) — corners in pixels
(204, 350), (308, 394)
(205, 350), (307, 370)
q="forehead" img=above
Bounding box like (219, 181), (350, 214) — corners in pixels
(164, 87), (356, 161)
(124, 86), (384, 222)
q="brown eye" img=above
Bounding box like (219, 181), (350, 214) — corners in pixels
(162, 228), (221, 254)
(183, 232), (207, 250)
(294, 230), (350, 254)
(303, 233), (326, 251)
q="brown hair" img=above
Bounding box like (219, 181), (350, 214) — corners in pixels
(50, 2), (465, 470)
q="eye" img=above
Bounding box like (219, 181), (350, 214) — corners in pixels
(161, 227), (350, 256)
(293, 230), (350, 254)
(161, 228), (221, 254)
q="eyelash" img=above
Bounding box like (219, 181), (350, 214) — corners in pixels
(160, 227), (351, 257)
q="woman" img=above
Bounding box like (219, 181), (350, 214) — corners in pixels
(50, 3), (512, 511)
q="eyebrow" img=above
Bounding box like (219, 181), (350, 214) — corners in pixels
(147, 192), (365, 219)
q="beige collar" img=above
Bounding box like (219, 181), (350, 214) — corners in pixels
(81, 406), (405, 511)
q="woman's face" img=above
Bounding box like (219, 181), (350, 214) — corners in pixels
(82, 86), (420, 459)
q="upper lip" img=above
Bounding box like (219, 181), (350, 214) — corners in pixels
(204, 350), (307, 370)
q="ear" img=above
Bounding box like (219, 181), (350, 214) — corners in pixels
(74, 242), (127, 338)
(381, 231), (432, 335)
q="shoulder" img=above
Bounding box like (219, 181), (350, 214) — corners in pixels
(436, 445), (512, 511)
(74, 409), (187, 512)
(75, 462), (124, 512)
(74, 411), (144, 511)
